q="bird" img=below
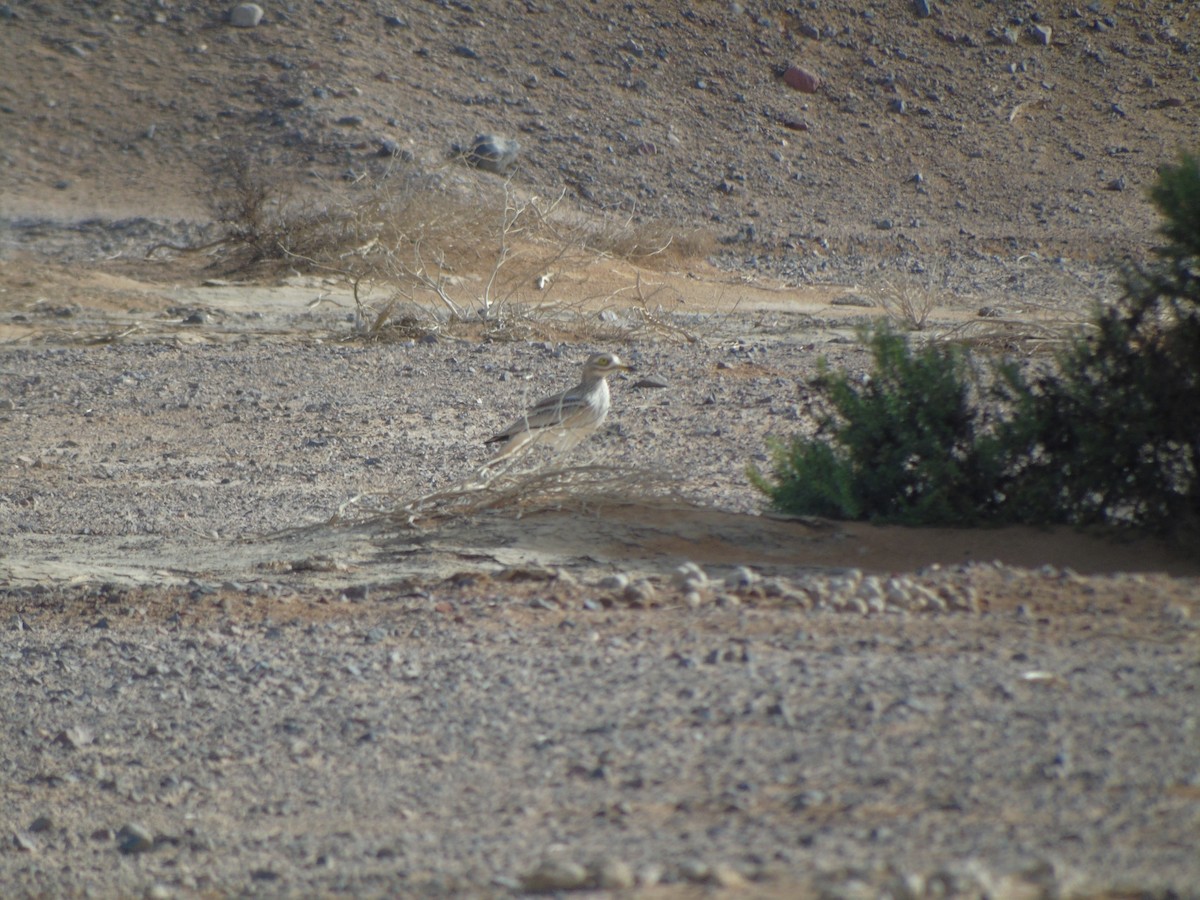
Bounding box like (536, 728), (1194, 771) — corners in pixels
(484, 352), (632, 463)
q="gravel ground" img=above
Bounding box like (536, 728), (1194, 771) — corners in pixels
(2, 583), (1198, 898)
(2, 281), (1199, 897)
(2, 2), (1199, 892)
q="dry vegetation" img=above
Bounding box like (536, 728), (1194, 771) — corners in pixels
(151, 152), (715, 344)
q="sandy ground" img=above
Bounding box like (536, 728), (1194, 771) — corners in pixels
(2, 252), (1199, 898)
(2, 1), (1200, 896)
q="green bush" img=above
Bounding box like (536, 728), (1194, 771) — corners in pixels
(750, 325), (1007, 525)
(997, 151), (1200, 531)
(753, 151), (1200, 535)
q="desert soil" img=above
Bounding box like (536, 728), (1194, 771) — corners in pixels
(2, 1), (1200, 898)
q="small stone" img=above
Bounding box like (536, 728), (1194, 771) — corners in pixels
(1165, 603), (1192, 625)
(29, 816), (53, 833)
(229, 3), (263, 28)
(856, 575), (887, 613)
(632, 377), (669, 389)
(623, 579), (657, 606)
(637, 863), (664, 887)
(54, 725), (94, 750)
(462, 133), (519, 175)
(724, 566), (760, 591)
(712, 863), (748, 888)
(591, 857), (635, 890)
(378, 139), (413, 160)
(782, 64), (822, 93)
(521, 858), (590, 893)
(12, 832), (36, 852)
(679, 859), (711, 883)
(914, 0), (932, 17)
(671, 562), (708, 592)
(145, 885), (172, 900)
(1030, 24), (1052, 45)
(597, 573), (630, 591)
(117, 823), (154, 855)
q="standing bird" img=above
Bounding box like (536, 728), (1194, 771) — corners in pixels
(484, 352), (632, 463)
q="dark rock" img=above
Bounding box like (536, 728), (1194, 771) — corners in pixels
(459, 133), (519, 174)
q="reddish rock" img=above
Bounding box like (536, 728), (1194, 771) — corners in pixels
(782, 65), (822, 93)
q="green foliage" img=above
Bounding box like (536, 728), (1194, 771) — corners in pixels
(997, 151), (1200, 531)
(753, 151), (1200, 535)
(749, 325), (1006, 525)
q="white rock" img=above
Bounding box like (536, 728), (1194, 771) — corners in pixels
(521, 858), (589, 892)
(591, 857), (635, 890)
(230, 3), (263, 27)
(671, 561), (708, 591)
(724, 565), (759, 590)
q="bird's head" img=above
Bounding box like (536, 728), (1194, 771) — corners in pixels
(584, 352), (633, 377)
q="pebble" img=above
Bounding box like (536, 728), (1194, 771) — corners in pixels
(229, 3), (263, 28)
(671, 561), (708, 592)
(637, 863), (665, 887)
(724, 565), (759, 590)
(623, 579), (657, 606)
(116, 823), (154, 855)
(591, 857), (635, 890)
(597, 573), (630, 591)
(782, 65), (822, 93)
(1030, 24), (1052, 45)
(55, 725), (94, 750)
(12, 832), (36, 852)
(521, 858), (590, 892)
(29, 815), (53, 833)
(712, 863), (748, 888)
(678, 859), (711, 883)
(461, 133), (520, 175)
(1164, 603), (1192, 626)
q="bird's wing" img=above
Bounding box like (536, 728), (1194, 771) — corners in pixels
(489, 387), (591, 441)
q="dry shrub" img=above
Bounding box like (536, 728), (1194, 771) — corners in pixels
(184, 151), (715, 340)
(575, 215), (716, 270)
(868, 277), (939, 331)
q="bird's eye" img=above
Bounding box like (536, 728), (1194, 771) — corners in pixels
(596, 356), (609, 365)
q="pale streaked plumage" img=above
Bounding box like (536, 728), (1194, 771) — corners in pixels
(484, 352), (632, 463)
